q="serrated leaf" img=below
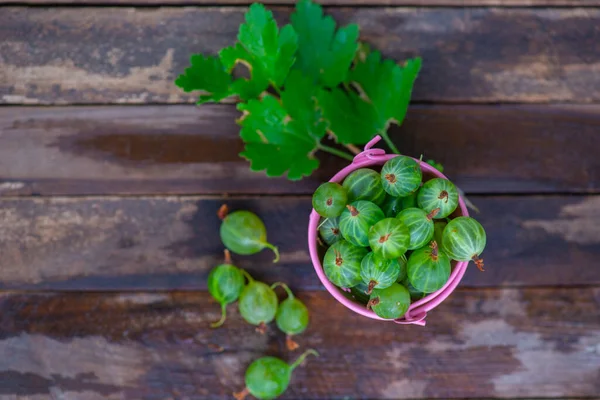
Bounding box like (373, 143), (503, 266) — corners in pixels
(236, 3), (298, 88)
(319, 51), (422, 145)
(238, 71), (326, 180)
(281, 70), (327, 141)
(291, 0), (359, 87)
(219, 44), (269, 100)
(317, 87), (376, 145)
(175, 54), (232, 104)
(349, 51), (422, 128)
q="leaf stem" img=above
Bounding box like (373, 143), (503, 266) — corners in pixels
(379, 131), (400, 154)
(317, 144), (354, 161)
(344, 144), (361, 155)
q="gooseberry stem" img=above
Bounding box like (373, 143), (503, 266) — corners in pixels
(426, 208), (440, 220)
(472, 255), (485, 272)
(217, 204), (229, 220)
(271, 282), (294, 299)
(317, 143), (354, 161)
(224, 249), (232, 264)
(317, 217), (329, 230)
(430, 240), (439, 261)
(286, 335), (300, 351)
(233, 387), (249, 400)
(240, 269), (254, 283)
(366, 297), (380, 310)
(346, 205), (359, 217)
(210, 303), (227, 328)
(263, 242), (280, 263)
(367, 280), (377, 295)
(290, 349), (319, 371)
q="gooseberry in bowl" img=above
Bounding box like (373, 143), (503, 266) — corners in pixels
(308, 136), (485, 326)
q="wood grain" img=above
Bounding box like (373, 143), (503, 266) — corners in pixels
(1, 104), (598, 196)
(3, 0), (600, 5)
(0, 195), (598, 290)
(2, 0), (600, 5)
(0, 288), (598, 399)
(1, 7), (600, 104)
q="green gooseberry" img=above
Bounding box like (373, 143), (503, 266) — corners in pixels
(348, 281), (370, 305)
(442, 216), (487, 271)
(360, 251), (401, 294)
(273, 282), (309, 351)
(238, 271), (279, 333)
(368, 217), (410, 259)
(367, 282), (411, 319)
(342, 168), (386, 205)
(312, 182), (348, 218)
(433, 220), (448, 247)
(407, 241), (451, 293)
(318, 217), (342, 246)
(401, 277), (427, 301)
(219, 206), (280, 262)
(323, 240), (368, 288)
(397, 253), (408, 283)
(399, 192), (418, 209)
(380, 156), (422, 197)
(207, 250), (246, 328)
(339, 200), (385, 247)
(235, 350), (319, 400)
(396, 207), (438, 250)
(417, 178), (459, 219)
(380, 195), (403, 218)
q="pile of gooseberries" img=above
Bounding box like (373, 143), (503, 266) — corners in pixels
(313, 157), (487, 320)
(209, 205), (317, 400)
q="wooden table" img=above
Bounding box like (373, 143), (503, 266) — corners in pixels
(1, 1), (599, 399)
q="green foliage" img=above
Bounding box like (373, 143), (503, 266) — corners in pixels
(237, 4), (298, 88)
(175, 54), (232, 104)
(291, 0), (359, 87)
(175, 0), (421, 181)
(320, 48), (421, 149)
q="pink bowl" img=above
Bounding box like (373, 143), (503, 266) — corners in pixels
(308, 136), (469, 326)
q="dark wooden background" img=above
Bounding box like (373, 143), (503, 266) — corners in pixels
(0, 0), (599, 399)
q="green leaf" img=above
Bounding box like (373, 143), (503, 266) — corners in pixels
(317, 87), (377, 145)
(280, 70), (327, 141)
(238, 72), (325, 180)
(237, 3), (298, 88)
(319, 50), (422, 145)
(219, 44), (269, 100)
(349, 51), (422, 129)
(291, 0), (359, 88)
(175, 54), (232, 104)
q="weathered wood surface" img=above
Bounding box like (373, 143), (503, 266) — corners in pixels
(2, 8), (600, 105)
(1, 104), (598, 196)
(3, 0), (600, 5)
(0, 288), (598, 399)
(0, 195), (598, 290)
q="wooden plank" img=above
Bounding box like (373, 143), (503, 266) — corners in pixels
(3, 0), (600, 5)
(0, 195), (598, 290)
(1, 104), (598, 196)
(1, 7), (600, 105)
(0, 288), (598, 399)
